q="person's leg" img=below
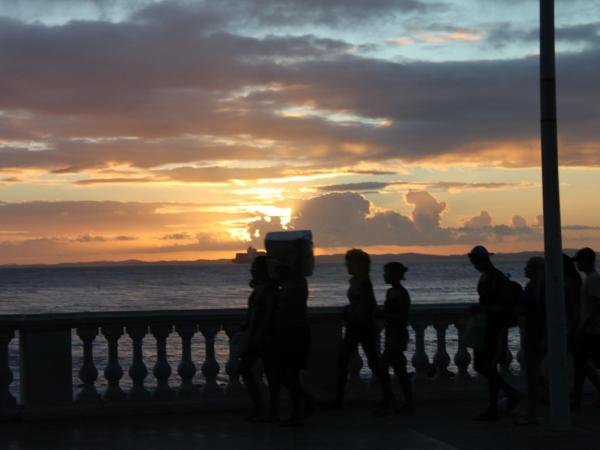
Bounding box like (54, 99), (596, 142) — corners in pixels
(583, 334), (600, 394)
(238, 353), (263, 417)
(388, 350), (414, 411)
(333, 331), (359, 408)
(495, 326), (520, 402)
(572, 339), (587, 410)
(362, 331), (395, 406)
(473, 342), (500, 420)
(280, 366), (304, 426)
(523, 350), (542, 420)
(262, 356), (281, 421)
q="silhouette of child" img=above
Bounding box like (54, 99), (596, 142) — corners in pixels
(381, 262), (415, 413)
(331, 249), (395, 412)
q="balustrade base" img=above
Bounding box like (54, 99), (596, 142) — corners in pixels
(1, 373), (536, 421)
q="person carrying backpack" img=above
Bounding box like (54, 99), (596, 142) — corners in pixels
(467, 245), (522, 421)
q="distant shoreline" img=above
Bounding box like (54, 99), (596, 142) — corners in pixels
(0, 249), (564, 269)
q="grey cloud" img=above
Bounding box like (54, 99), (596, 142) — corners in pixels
(512, 215), (527, 228)
(563, 225), (600, 231)
(161, 232), (193, 240)
(247, 191), (451, 247)
(114, 235), (138, 241)
(316, 181), (400, 192)
(0, 5), (599, 173)
(463, 211), (492, 229)
(135, 0), (433, 28)
(74, 233), (108, 242)
(486, 21), (600, 48)
(315, 180), (522, 192)
(244, 191), (548, 248)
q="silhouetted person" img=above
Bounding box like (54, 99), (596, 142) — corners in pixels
(381, 262), (414, 413)
(563, 253), (582, 335)
(238, 256), (280, 421)
(468, 245), (521, 421)
(331, 249), (395, 411)
(516, 257), (547, 425)
(572, 247), (600, 410)
(272, 259), (315, 426)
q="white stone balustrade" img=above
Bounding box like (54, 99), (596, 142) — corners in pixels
(0, 304), (525, 419)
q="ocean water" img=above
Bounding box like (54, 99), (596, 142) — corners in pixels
(0, 255), (532, 396)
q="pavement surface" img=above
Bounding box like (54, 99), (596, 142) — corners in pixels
(2, 398), (600, 450)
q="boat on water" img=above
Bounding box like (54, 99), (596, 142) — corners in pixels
(232, 246), (265, 264)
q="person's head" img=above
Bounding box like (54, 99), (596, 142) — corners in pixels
(250, 255), (269, 282)
(563, 253), (582, 285)
(573, 247), (596, 274)
(524, 256), (544, 280)
(345, 249), (370, 277)
(467, 245), (494, 272)
(383, 262), (408, 285)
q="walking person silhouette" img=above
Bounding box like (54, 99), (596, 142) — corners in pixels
(330, 249), (395, 412)
(238, 256), (280, 422)
(381, 262), (415, 413)
(572, 247), (600, 410)
(468, 246), (521, 421)
(271, 255), (315, 426)
(515, 256), (547, 425)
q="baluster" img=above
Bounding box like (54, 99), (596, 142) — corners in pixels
(151, 324), (175, 400)
(127, 325), (150, 400)
(453, 320), (473, 384)
(433, 320), (452, 383)
(0, 329), (16, 408)
(76, 326), (101, 402)
(200, 324), (222, 396)
(176, 323), (199, 399)
(223, 324), (244, 395)
(410, 321), (431, 385)
(102, 325), (126, 401)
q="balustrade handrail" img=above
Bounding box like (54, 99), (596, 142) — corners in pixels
(0, 302), (475, 329)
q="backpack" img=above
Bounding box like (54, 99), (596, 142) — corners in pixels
(491, 272), (523, 328)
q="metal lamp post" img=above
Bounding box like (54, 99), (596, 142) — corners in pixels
(540, 0), (571, 429)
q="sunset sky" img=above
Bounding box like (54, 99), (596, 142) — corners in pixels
(1, 0), (599, 264)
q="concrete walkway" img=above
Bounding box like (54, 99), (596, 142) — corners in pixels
(3, 399), (599, 450)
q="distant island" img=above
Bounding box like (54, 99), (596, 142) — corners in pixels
(0, 249), (566, 269)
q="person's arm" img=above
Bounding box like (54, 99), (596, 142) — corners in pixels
(253, 288), (276, 344)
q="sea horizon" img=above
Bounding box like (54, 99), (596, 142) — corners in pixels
(0, 248), (560, 269)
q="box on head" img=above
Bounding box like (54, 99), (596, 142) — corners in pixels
(265, 230), (314, 277)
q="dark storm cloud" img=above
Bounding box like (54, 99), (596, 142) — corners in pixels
(134, 0), (433, 28)
(1, 2), (600, 174)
